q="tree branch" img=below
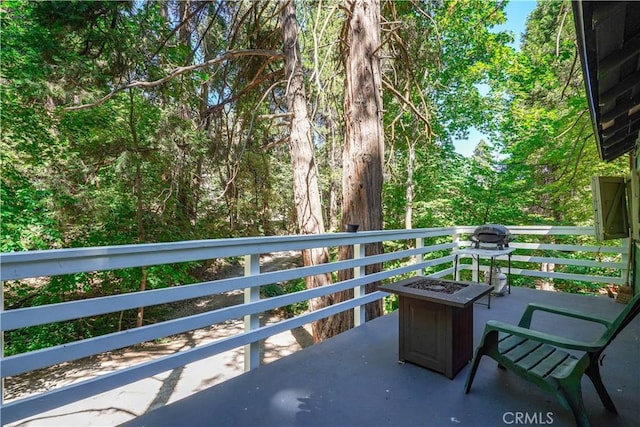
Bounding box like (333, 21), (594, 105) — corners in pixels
(554, 108), (587, 139)
(64, 49), (283, 112)
(381, 78), (431, 127)
(556, 3), (569, 57)
(560, 48), (579, 100)
(204, 68), (283, 116)
(150, 1), (210, 62)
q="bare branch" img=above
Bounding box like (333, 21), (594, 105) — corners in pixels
(554, 108), (588, 139)
(204, 68), (284, 116)
(556, 2), (569, 57)
(257, 112), (293, 121)
(557, 114), (590, 182)
(381, 78), (431, 127)
(64, 49), (283, 112)
(261, 136), (289, 151)
(150, 1), (209, 62)
(560, 48), (579, 100)
(566, 137), (587, 185)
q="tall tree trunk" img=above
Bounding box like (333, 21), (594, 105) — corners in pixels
(405, 135), (416, 230)
(337, 0), (384, 327)
(176, 1), (197, 227)
(327, 110), (341, 232)
(280, 0), (334, 342)
(129, 89), (147, 328)
(135, 162), (146, 327)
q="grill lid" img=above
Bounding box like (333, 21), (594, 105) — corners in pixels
(471, 224), (512, 249)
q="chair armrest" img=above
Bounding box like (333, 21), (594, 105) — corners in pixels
(485, 320), (604, 352)
(518, 303), (613, 329)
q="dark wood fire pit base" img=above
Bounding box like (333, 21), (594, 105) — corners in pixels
(379, 277), (491, 379)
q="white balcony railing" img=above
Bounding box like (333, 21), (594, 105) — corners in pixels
(0, 226), (628, 424)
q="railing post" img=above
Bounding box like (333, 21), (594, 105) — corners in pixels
(471, 256), (479, 282)
(415, 236), (425, 276)
(353, 243), (366, 327)
(244, 253), (260, 372)
(621, 238), (630, 285)
(452, 233), (459, 280)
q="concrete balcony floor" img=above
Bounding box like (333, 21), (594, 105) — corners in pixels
(122, 287), (640, 427)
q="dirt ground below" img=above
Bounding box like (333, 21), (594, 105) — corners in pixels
(6, 251), (313, 426)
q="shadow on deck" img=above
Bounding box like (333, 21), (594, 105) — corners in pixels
(122, 287), (639, 427)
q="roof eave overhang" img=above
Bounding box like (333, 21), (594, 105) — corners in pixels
(572, 0), (640, 162)
(572, 0), (606, 160)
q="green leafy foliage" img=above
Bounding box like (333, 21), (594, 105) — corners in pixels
(2, 0), (628, 355)
(497, 1), (627, 227)
(262, 278), (308, 316)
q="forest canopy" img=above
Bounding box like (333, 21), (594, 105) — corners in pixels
(2, 0), (633, 352)
(1, 0), (627, 254)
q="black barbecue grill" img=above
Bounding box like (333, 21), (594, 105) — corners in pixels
(470, 224), (512, 250)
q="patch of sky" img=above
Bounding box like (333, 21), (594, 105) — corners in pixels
(452, 1), (537, 158)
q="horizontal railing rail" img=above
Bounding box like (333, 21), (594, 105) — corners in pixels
(453, 226), (627, 285)
(0, 225), (627, 424)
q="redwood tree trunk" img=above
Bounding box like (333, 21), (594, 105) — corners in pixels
(405, 135), (416, 230)
(280, 0), (334, 342)
(337, 0), (384, 326)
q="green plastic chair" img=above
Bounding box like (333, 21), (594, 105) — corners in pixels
(464, 292), (640, 427)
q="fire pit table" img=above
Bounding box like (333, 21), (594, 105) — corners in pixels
(379, 277), (491, 379)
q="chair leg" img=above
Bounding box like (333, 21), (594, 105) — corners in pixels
(585, 362), (618, 413)
(464, 352), (483, 393)
(465, 332), (499, 393)
(557, 381), (590, 427)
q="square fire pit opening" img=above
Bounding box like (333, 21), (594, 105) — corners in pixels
(403, 278), (465, 294)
